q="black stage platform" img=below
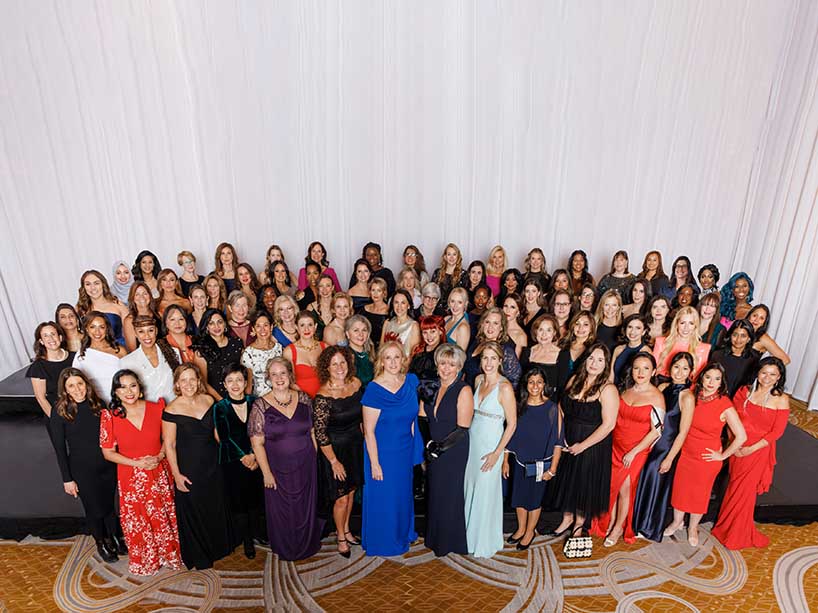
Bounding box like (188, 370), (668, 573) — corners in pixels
(2, 365), (816, 540)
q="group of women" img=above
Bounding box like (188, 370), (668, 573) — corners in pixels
(26, 241), (792, 574)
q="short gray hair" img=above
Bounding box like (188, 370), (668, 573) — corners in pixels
(422, 282), (441, 299)
(434, 343), (466, 371)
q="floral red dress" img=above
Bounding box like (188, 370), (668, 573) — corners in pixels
(100, 399), (182, 575)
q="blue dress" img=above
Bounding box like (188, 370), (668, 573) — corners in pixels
(103, 312), (126, 347)
(362, 373), (424, 556)
(464, 377), (507, 558)
(507, 400), (562, 511)
(272, 326), (293, 348)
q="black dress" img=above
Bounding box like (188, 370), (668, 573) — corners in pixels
(518, 349), (560, 396)
(26, 352), (76, 413)
(596, 323), (621, 352)
(556, 347), (590, 394)
(409, 349), (439, 405)
(632, 382), (688, 541)
(552, 395), (612, 519)
(425, 380), (470, 556)
(162, 408), (235, 569)
(710, 350), (759, 398)
(522, 308), (547, 345)
(179, 275), (205, 298)
(362, 310), (388, 349)
(463, 340), (521, 390)
(194, 337), (245, 398)
(49, 401), (118, 539)
(507, 400), (562, 511)
(313, 389), (365, 517)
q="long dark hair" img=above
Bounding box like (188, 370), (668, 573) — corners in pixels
(568, 249), (592, 285)
(79, 312), (121, 358)
(667, 351), (695, 386)
(132, 316), (181, 371)
(747, 304), (771, 338)
(693, 361), (729, 398)
(669, 255), (697, 290)
(55, 368), (106, 421)
(518, 365), (552, 417)
(719, 319), (755, 358)
(132, 250), (161, 281)
(108, 369), (144, 417)
(565, 342), (611, 400)
(751, 356), (787, 397)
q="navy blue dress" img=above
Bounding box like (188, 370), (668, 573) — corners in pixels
(362, 373), (424, 556)
(103, 312), (126, 347)
(632, 382), (688, 541)
(508, 400), (562, 511)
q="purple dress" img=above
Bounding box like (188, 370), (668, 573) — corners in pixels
(248, 392), (324, 561)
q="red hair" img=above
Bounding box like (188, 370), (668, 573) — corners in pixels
(411, 315), (446, 357)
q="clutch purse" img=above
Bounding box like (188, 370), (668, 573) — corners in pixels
(563, 528), (593, 558)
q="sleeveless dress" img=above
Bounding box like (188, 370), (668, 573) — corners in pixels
(383, 319), (415, 356)
(445, 313), (468, 345)
(507, 400), (562, 511)
(552, 395), (612, 520)
(632, 383), (688, 541)
(290, 342), (326, 398)
(590, 399), (655, 543)
(361, 373), (424, 556)
(652, 337), (710, 377)
(463, 378), (507, 558)
(162, 407), (235, 569)
(363, 310), (389, 349)
(671, 394), (734, 514)
(425, 380), (470, 556)
(596, 323), (621, 352)
(613, 344), (646, 384)
(102, 312), (126, 347)
(711, 387), (789, 549)
(241, 345), (283, 396)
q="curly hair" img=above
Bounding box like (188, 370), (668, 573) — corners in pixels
(316, 345), (356, 385)
(719, 272), (754, 320)
(697, 263), (721, 287)
(76, 270), (119, 318)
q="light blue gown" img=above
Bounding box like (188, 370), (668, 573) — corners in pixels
(463, 377), (506, 558)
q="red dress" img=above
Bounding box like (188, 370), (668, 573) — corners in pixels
(711, 387), (789, 549)
(671, 394), (734, 514)
(291, 342), (326, 398)
(591, 399), (655, 543)
(99, 400), (182, 575)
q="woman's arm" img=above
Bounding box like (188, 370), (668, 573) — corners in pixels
(481, 381), (517, 471)
(659, 390), (695, 473)
(759, 334), (791, 365)
(30, 378), (52, 417)
(47, 414), (77, 496)
(741, 394), (791, 456)
(544, 408), (564, 480)
(623, 405), (665, 467)
(251, 434), (276, 488)
(314, 396), (346, 480)
(453, 322), (470, 351)
(703, 407), (747, 462)
(567, 384), (619, 455)
(363, 405), (383, 480)
(123, 315), (137, 352)
(161, 419), (191, 492)
(609, 346), (624, 382)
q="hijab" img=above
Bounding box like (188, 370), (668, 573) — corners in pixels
(111, 260), (133, 305)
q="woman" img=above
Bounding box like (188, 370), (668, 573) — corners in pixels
(556, 311), (597, 391)
(132, 250), (162, 297)
(465, 261), (488, 306)
(610, 315), (649, 384)
(56, 304), (84, 353)
(119, 316), (180, 403)
(307, 275), (336, 339)
(549, 289), (574, 337)
(156, 269), (191, 316)
(282, 311), (327, 398)
(345, 315), (375, 388)
(419, 344), (473, 556)
(272, 295), (299, 348)
(397, 267), (423, 310)
(551, 344), (619, 538)
(124, 281), (162, 351)
(645, 295), (672, 343)
(747, 304), (791, 364)
(418, 282), (445, 319)
(595, 290), (623, 351)
(698, 292), (725, 349)
(672, 284), (697, 309)
(568, 250), (594, 296)
(521, 279), (547, 344)
(653, 306), (710, 377)
(444, 287), (471, 351)
(590, 354), (664, 545)
(463, 308), (522, 390)
(298, 262), (322, 311)
(632, 352), (695, 541)
(100, 369), (182, 575)
(638, 250), (669, 297)
(408, 315), (447, 404)
(485, 246), (508, 297)
(111, 261), (134, 306)
(523, 248), (551, 292)
(497, 268), (524, 307)
(548, 269), (572, 302)
(203, 273), (228, 312)
(711, 320), (759, 397)
(72, 312), (123, 403)
(362, 278), (390, 349)
(576, 283), (597, 313)
(361, 242), (396, 297)
(698, 264), (721, 296)
(463, 342), (517, 558)
(711, 357), (790, 549)
(177, 251), (205, 297)
(76, 270), (130, 347)
(402, 245), (430, 287)
(241, 311), (283, 396)
(382, 289), (421, 357)
(662, 256), (699, 300)
(313, 346), (365, 557)
(519, 315), (561, 393)
(257, 285), (278, 317)
(213, 242), (239, 293)
(431, 243), (467, 303)
(163, 304), (196, 364)
(267, 260), (299, 299)
(297, 241), (342, 292)
(621, 279), (651, 318)
(323, 293), (353, 346)
(163, 364), (235, 569)
(502, 294), (528, 358)
(51, 369), (121, 562)
(597, 250), (635, 300)
(665, 362), (746, 546)
(361, 341), (424, 556)
(259, 245), (298, 287)
(213, 364), (263, 559)
(27, 322), (75, 418)
(503, 366), (562, 550)
(236, 263), (262, 310)
(348, 258), (374, 312)
(192, 309), (245, 401)
(469, 284), (493, 338)
(719, 272), (754, 328)
(226, 291), (255, 347)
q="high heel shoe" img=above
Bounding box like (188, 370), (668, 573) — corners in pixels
(337, 538), (351, 559)
(516, 531), (537, 551)
(603, 529), (622, 548)
(506, 532), (524, 545)
(687, 529), (699, 547)
(345, 531), (361, 546)
(95, 538), (119, 563)
(244, 538), (256, 559)
(112, 534), (128, 555)
(663, 523), (682, 537)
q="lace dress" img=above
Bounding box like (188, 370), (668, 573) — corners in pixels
(241, 344), (284, 396)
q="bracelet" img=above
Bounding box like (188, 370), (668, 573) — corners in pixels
(546, 470), (556, 477)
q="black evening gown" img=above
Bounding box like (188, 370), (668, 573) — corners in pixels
(162, 408), (235, 569)
(49, 401), (118, 539)
(425, 380), (470, 556)
(632, 382), (688, 541)
(596, 324), (621, 352)
(363, 311), (388, 349)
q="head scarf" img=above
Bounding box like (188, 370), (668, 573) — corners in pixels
(111, 260), (134, 305)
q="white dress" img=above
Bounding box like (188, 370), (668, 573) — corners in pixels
(241, 344), (283, 396)
(72, 348), (122, 403)
(119, 346), (180, 403)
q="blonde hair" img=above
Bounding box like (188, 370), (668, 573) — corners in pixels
(265, 356), (295, 387)
(658, 306), (702, 369)
(374, 341), (407, 377)
(487, 245), (507, 275)
(477, 307), (510, 344)
(523, 248), (547, 274)
(447, 287), (469, 310)
(177, 250), (196, 266)
(273, 294), (299, 327)
(437, 243), (463, 276)
(434, 343), (466, 371)
(594, 289), (623, 326)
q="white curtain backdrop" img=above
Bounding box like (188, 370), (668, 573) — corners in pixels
(1, 1), (816, 404)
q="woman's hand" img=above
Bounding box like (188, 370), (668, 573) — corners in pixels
(263, 471), (277, 489)
(658, 457), (673, 474)
(174, 473), (192, 492)
(702, 448), (725, 462)
(371, 463), (384, 481)
(481, 450), (502, 472)
(622, 450), (636, 468)
(136, 456), (159, 470)
(565, 443), (585, 456)
(241, 453), (256, 469)
(501, 456), (510, 479)
(331, 459), (347, 481)
(542, 470), (555, 482)
(63, 481), (79, 498)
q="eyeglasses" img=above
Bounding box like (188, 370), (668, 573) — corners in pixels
(405, 252), (417, 257)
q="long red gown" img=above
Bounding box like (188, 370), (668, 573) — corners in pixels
(671, 394), (734, 514)
(711, 386), (789, 549)
(590, 399), (655, 543)
(99, 400), (183, 575)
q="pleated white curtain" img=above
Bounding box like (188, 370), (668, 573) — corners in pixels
(0, 1), (816, 405)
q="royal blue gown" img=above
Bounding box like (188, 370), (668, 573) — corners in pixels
(361, 373), (424, 556)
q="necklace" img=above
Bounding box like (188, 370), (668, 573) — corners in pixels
(298, 339), (319, 351)
(698, 390), (720, 403)
(271, 392), (293, 408)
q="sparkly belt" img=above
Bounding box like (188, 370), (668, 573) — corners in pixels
(474, 408), (504, 420)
